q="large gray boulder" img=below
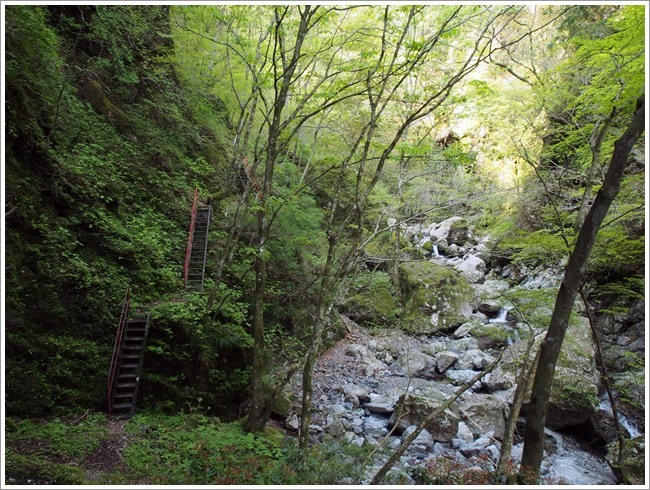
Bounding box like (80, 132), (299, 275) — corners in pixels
(389, 393), (460, 442)
(426, 217), (465, 243)
(398, 261), (474, 334)
(447, 254), (487, 283)
(458, 393), (509, 440)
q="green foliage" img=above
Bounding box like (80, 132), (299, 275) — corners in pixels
(496, 229), (570, 267)
(122, 414), (280, 484)
(121, 413), (370, 484)
(4, 5), (231, 416)
(5, 413), (108, 484)
(141, 293), (253, 413)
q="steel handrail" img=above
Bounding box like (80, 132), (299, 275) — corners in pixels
(107, 286), (130, 416)
(183, 187), (199, 286)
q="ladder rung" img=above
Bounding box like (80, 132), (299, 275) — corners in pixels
(116, 383), (137, 389)
(112, 403), (134, 410)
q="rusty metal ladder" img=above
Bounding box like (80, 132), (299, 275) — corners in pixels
(183, 188), (211, 292)
(107, 287), (150, 418)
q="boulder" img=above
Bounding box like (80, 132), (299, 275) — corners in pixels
(456, 349), (494, 371)
(427, 216), (465, 242)
(487, 317), (599, 429)
(398, 261), (474, 334)
(403, 425), (435, 451)
(456, 320), (511, 350)
(434, 351), (459, 373)
(458, 393), (509, 440)
(363, 413), (389, 438)
(389, 393), (459, 442)
(326, 417), (345, 437)
(447, 219), (470, 246)
(285, 414), (300, 431)
(342, 383), (371, 403)
(392, 350), (436, 378)
(365, 393), (399, 414)
(455, 421), (475, 443)
(271, 390), (293, 417)
(445, 369), (483, 391)
(448, 254), (487, 283)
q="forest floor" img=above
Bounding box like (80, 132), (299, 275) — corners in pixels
(81, 418), (130, 482)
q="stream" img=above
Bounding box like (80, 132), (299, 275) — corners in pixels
(286, 322), (619, 485)
(281, 216), (637, 485)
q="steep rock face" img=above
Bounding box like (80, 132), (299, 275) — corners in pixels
(486, 316), (599, 430)
(398, 262), (474, 334)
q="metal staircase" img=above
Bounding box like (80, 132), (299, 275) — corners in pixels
(108, 288), (150, 418)
(183, 188), (212, 292)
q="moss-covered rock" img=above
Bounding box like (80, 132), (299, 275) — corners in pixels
(458, 319), (511, 349)
(447, 218), (471, 246)
(389, 393), (460, 442)
(606, 436), (645, 485)
(487, 315), (599, 429)
(342, 271), (399, 327)
(398, 262), (474, 334)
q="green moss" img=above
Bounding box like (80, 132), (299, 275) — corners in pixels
(606, 436), (646, 485)
(342, 271), (399, 327)
(398, 262), (473, 334)
(468, 322), (510, 343)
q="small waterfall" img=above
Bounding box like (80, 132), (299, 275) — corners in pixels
(599, 397), (641, 438)
(433, 244), (441, 257)
(489, 306), (512, 324)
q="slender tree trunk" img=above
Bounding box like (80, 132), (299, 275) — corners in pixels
(580, 288), (629, 483)
(247, 6), (315, 432)
(519, 95), (644, 480)
(496, 347), (540, 476)
(574, 106), (618, 232)
(298, 302), (328, 448)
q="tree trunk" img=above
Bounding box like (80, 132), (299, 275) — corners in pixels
(246, 6), (315, 433)
(298, 303), (327, 448)
(496, 347), (540, 476)
(519, 95), (644, 480)
(574, 106), (617, 232)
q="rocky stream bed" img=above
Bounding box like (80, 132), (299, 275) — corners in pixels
(277, 217), (645, 485)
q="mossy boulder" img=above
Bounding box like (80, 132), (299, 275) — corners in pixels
(389, 392), (460, 442)
(457, 319), (511, 349)
(398, 262), (474, 334)
(447, 218), (471, 246)
(342, 271), (399, 327)
(605, 436), (645, 485)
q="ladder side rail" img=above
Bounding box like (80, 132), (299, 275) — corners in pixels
(198, 206), (212, 292)
(130, 314), (151, 418)
(183, 188), (200, 286)
(108, 286), (130, 416)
